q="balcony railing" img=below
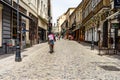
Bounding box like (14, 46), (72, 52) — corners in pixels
(93, 0), (110, 14)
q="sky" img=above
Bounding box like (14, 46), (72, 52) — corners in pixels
(52, 0), (82, 23)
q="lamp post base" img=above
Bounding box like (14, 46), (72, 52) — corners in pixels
(91, 44), (94, 50)
(15, 57), (22, 62)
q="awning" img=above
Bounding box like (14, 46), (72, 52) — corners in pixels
(72, 24), (82, 32)
(73, 27), (79, 32)
(0, 0), (32, 20)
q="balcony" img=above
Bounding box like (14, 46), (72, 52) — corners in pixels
(82, 11), (94, 25)
(93, 0), (110, 15)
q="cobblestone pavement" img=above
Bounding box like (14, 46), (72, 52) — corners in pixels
(0, 40), (120, 80)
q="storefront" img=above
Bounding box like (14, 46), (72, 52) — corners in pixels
(0, 0), (12, 53)
(106, 11), (120, 50)
(0, 0), (31, 54)
(29, 13), (38, 46)
(79, 26), (85, 41)
(13, 2), (28, 49)
(84, 18), (99, 45)
(38, 27), (46, 43)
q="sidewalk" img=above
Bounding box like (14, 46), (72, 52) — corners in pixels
(79, 41), (120, 60)
(0, 40), (120, 80)
(0, 43), (48, 79)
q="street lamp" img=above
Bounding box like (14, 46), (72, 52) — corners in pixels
(91, 28), (94, 50)
(15, 0), (22, 62)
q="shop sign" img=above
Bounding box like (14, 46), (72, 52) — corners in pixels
(114, 0), (120, 8)
(111, 23), (119, 29)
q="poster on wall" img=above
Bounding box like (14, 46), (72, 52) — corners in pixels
(114, 0), (120, 8)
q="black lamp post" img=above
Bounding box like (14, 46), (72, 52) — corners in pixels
(15, 0), (22, 62)
(91, 28), (94, 50)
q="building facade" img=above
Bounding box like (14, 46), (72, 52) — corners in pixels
(0, 0), (50, 54)
(0, 0), (13, 54)
(61, 8), (75, 39)
(57, 14), (66, 34)
(82, 0), (110, 46)
(69, 2), (83, 41)
(58, 0), (120, 51)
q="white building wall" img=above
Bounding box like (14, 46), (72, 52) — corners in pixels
(13, 0), (38, 17)
(38, 0), (48, 20)
(13, 0), (49, 43)
(58, 15), (66, 33)
(38, 20), (47, 30)
(37, 0), (48, 32)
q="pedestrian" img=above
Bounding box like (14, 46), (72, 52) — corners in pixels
(48, 32), (56, 53)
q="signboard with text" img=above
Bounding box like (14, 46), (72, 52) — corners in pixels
(111, 23), (119, 29)
(114, 0), (120, 8)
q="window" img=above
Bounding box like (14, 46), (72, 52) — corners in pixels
(35, 0), (37, 4)
(4, 0), (12, 4)
(41, 1), (43, 14)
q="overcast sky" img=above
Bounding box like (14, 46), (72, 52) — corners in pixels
(52, 0), (82, 23)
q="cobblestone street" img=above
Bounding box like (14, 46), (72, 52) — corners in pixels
(0, 40), (120, 80)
